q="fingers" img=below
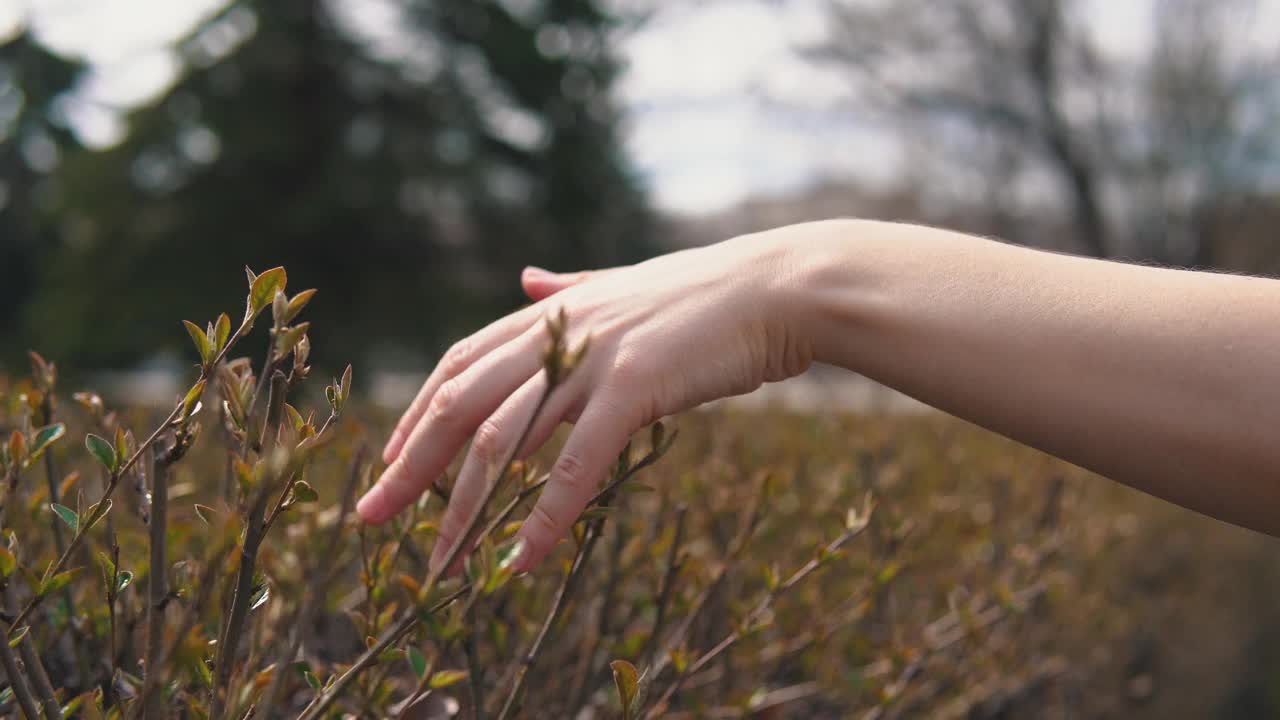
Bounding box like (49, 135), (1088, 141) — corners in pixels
(428, 372), (576, 575)
(515, 392), (636, 571)
(358, 326), (547, 525)
(521, 266), (600, 302)
(382, 302), (544, 465)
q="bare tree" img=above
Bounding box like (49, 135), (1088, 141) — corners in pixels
(807, 0), (1280, 266)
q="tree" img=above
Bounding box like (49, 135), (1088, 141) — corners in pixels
(20, 0), (650, 368)
(808, 0), (1280, 266)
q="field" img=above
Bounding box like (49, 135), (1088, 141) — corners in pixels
(1, 270), (1277, 719)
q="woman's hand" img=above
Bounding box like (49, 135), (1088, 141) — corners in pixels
(357, 232), (815, 571)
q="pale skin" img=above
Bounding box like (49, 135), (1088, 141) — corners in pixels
(357, 219), (1280, 571)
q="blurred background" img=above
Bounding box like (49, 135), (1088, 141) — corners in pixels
(4, 0), (1280, 388)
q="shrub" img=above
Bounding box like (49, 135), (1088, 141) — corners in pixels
(0, 265), (1267, 719)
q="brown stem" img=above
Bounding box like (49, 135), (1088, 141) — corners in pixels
(641, 505), (687, 669)
(209, 488), (269, 720)
(144, 445), (171, 719)
(0, 611), (42, 719)
(9, 322), (251, 635)
(257, 448), (366, 719)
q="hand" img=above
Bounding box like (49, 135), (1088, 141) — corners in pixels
(357, 231), (814, 571)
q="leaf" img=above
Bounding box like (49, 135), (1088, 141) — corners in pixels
(406, 646), (427, 679)
(428, 669), (468, 690)
(289, 481), (318, 504)
(0, 548), (14, 578)
(247, 267), (287, 319)
(285, 289), (317, 323)
(115, 425), (129, 470)
(214, 313), (232, 354)
(28, 423), (66, 461)
(39, 567), (82, 597)
(272, 289), (289, 327)
(85, 434), (116, 473)
(340, 364), (353, 406)
(275, 323), (310, 358)
(51, 503), (79, 533)
(97, 552), (115, 591)
(284, 404), (305, 433)
(182, 380), (207, 421)
(249, 580), (270, 611)
(0, 687), (12, 705)
(117, 571), (134, 593)
(83, 499), (112, 531)
(183, 320), (212, 366)
(611, 659), (640, 716)
(7, 430), (25, 465)
(8, 626), (28, 648)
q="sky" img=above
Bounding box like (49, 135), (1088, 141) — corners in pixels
(7, 0), (1277, 215)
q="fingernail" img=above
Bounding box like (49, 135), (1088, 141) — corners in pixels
(356, 484), (386, 524)
(523, 266), (552, 279)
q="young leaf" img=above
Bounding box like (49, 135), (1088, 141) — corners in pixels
(611, 659), (640, 717)
(0, 547), (15, 578)
(86, 434), (117, 473)
(248, 267), (287, 319)
(28, 423), (66, 461)
(182, 320), (212, 366)
(428, 670), (468, 690)
(117, 571), (134, 593)
(289, 481), (319, 504)
(285, 289), (317, 323)
(182, 380), (207, 421)
(214, 312), (232, 354)
(274, 323), (310, 358)
(272, 289), (289, 327)
(39, 567), (82, 597)
(406, 646), (428, 679)
(97, 552), (115, 591)
(8, 626), (28, 648)
(7, 430), (25, 466)
(83, 499), (112, 531)
(51, 503), (79, 533)
(249, 581), (271, 611)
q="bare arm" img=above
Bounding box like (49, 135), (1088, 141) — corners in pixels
(788, 220), (1280, 535)
(359, 219), (1280, 570)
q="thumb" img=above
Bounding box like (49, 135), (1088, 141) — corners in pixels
(521, 266), (597, 302)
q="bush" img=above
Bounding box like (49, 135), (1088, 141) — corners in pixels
(0, 266), (1274, 719)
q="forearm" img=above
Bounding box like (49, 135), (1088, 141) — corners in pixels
(782, 220), (1280, 534)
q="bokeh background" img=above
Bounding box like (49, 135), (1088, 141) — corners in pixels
(8, 0), (1280, 383)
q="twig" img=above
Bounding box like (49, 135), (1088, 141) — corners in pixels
(9, 321), (252, 634)
(257, 448), (367, 719)
(3, 583), (60, 720)
(0, 611), (42, 719)
(645, 502), (874, 718)
(641, 505), (687, 668)
(463, 604), (486, 720)
(144, 444), (171, 719)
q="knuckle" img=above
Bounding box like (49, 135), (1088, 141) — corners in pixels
(527, 503), (562, 543)
(610, 352), (651, 386)
(552, 452), (591, 494)
(470, 418), (504, 464)
(442, 339), (473, 377)
(429, 379), (462, 424)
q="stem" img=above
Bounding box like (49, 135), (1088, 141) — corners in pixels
(144, 445), (171, 719)
(495, 516), (604, 720)
(257, 449), (366, 719)
(294, 585), (470, 720)
(0, 612), (42, 719)
(463, 605), (485, 720)
(3, 585), (60, 720)
(9, 322), (251, 635)
(644, 508), (873, 717)
(640, 505), (687, 669)
(209, 489), (268, 720)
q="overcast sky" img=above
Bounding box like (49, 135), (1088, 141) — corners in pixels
(8, 0), (1276, 215)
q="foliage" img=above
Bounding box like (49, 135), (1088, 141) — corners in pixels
(0, 266), (1276, 719)
(3, 0), (652, 368)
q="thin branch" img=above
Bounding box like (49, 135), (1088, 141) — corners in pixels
(0, 610), (42, 719)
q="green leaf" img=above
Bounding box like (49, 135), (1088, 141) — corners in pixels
(182, 380), (207, 421)
(183, 320), (212, 366)
(289, 481), (318, 504)
(284, 404), (305, 433)
(0, 547), (15, 579)
(114, 426), (129, 470)
(275, 323), (310, 358)
(85, 434), (117, 473)
(39, 567), (82, 597)
(83, 499), (112, 532)
(0, 686), (13, 704)
(116, 571), (134, 593)
(428, 669), (468, 690)
(8, 626), (28, 648)
(50, 503), (79, 533)
(214, 313), (232, 354)
(249, 581), (270, 611)
(285, 289), (317, 323)
(406, 646), (427, 679)
(248, 267), (287, 319)
(611, 659), (640, 717)
(28, 423), (66, 461)
(97, 552), (115, 591)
